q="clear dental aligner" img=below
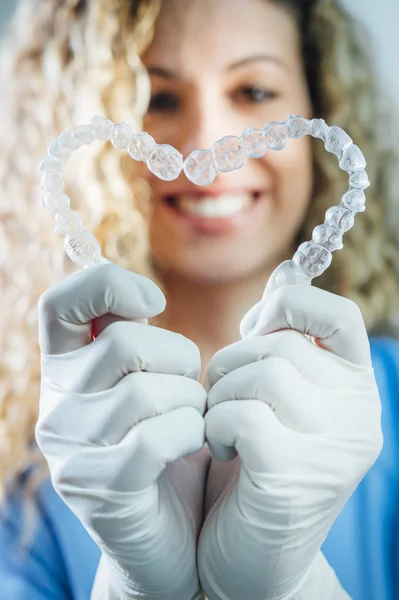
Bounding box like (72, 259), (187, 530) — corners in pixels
(39, 114), (370, 284)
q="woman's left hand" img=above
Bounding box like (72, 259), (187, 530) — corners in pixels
(198, 285), (383, 600)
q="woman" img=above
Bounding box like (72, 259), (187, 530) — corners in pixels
(0, 0), (398, 598)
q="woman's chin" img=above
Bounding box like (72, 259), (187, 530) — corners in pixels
(154, 253), (273, 286)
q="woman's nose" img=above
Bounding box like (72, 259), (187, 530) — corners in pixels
(178, 95), (238, 157)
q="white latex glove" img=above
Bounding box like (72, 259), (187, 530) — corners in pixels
(35, 263), (208, 600)
(198, 275), (383, 600)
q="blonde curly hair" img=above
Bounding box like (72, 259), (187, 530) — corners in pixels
(0, 0), (398, 500)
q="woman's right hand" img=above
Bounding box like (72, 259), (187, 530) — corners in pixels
(35, 263), (208, 600)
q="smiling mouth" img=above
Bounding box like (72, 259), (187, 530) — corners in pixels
(164, 191), (262, 218)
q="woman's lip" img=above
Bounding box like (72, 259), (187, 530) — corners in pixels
(160, 187), (263, 201)
(157, 190), (269, 235)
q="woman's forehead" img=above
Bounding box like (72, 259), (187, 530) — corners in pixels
(142, 0), (302, 75)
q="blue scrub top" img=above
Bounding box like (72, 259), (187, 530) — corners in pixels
(0, 337), (398, 600)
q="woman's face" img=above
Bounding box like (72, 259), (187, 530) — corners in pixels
(141, 0), (313, 284)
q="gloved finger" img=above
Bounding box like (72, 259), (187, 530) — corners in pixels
(205, 400), (290, 470)
(206, 329), (368, 391)
(37, 372), (207, 446)
(91, 313), (147, 338)
(207, 356), (324, 434)
(51, 406), (205, 493)
(240, 285), (371, 367)
(239, 260), (311, 338)
(38, 262), (166, 355)
(41, 321), (201, 392)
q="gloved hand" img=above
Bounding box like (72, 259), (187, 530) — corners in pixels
(198, 276), (383, 600)
(35, 263), (208, 600)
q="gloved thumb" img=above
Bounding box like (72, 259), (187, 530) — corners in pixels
(38, 262), (166, 354)
(240, 260), (310, 338)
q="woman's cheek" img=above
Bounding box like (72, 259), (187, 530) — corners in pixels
(264, 135), (313, 196)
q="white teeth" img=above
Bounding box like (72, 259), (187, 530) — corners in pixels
(177, 194), (252, 218)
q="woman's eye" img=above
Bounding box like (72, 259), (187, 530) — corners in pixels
(233, 85), (277, 104)
(148, 92), (181, 113)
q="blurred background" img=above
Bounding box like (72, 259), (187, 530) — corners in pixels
(2, 0), (399, 108)
(0, 2), (15, 30)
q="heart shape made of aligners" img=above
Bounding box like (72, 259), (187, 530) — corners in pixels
(39, 114), (370, 284)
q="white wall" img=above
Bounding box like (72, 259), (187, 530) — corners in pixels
(0, 1), (15, 31)
(344, 0), (399, 109)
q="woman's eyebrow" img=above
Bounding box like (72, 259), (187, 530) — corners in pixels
(146, 53), (290, 81)
(227, 54), (291, 72)
(146, 66), (177, 80)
